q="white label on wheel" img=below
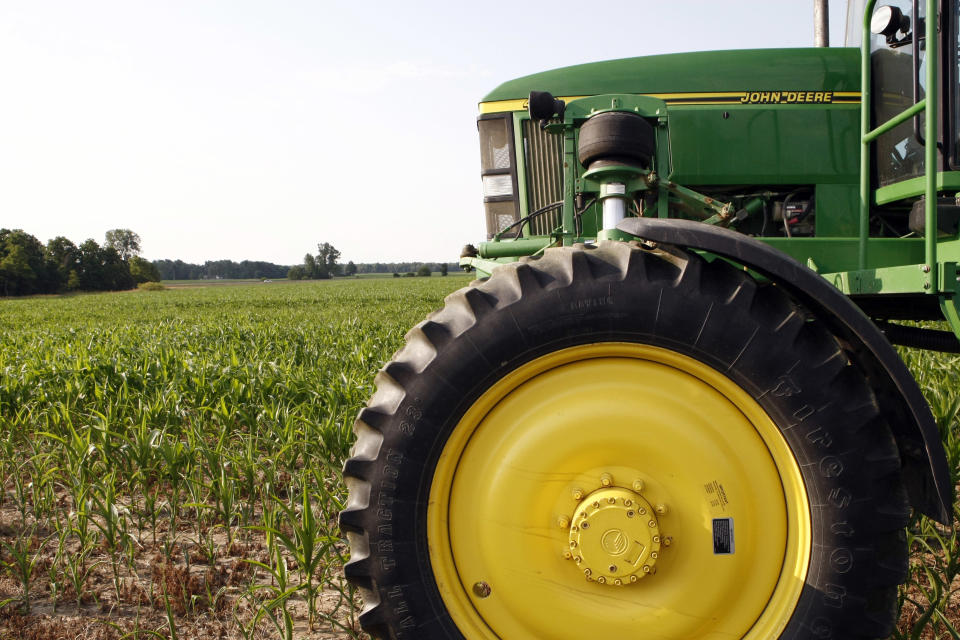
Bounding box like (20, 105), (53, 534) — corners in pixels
(713, 517), (734, 554)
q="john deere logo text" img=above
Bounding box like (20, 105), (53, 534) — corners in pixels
(740, 91), (835, 104)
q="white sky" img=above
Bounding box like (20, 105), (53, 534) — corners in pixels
(0, 1), (849, 265)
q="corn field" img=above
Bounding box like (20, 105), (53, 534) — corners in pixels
(0, 277), (957, 639)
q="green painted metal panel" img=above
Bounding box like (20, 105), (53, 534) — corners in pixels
(815, 184), (860, 236)
(874, 172), (960, 204)
(667, 105), (860, 185)
(482, 49), (860, 101)
(761, 237), (925, 272)
(822, 264), (938, 295)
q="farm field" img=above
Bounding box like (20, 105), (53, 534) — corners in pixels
(0, 275), (958, 639)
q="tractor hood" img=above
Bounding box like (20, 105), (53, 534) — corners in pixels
(482, 48), (860, 103)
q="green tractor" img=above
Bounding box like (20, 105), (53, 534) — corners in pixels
(340, 1), (957, 637)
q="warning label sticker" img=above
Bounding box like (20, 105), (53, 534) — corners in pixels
(713, 518), (735, 554)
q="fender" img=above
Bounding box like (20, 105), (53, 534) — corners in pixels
(618, 217), (953, 523)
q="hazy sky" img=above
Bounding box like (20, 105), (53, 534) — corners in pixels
(0, 1), (849, 265)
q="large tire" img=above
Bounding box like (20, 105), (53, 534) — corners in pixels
(340, 241), (909, 640)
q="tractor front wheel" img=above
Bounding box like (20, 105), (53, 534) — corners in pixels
(340, 242), (908, 640)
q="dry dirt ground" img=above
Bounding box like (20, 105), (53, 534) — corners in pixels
(0, 497), (368, 640)
(2, 490), (958, 639)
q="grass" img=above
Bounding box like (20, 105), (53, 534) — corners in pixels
(0, 275), (957, 638)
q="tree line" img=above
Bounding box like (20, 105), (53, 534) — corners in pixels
(0, 228), (159, 297)
(0, 230), (462, 297)
(152, 259), (290, 281)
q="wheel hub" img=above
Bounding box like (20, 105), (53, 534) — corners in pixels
(568, 485), (662, 585)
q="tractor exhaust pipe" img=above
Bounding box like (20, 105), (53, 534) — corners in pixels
(814, 0), (830, 46)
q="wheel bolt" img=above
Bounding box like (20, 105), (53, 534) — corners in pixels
(607, 497), (615, 504)
(664, 537), (673, 547)
(597, 576), (606, 584)
(656, 504), (668, 515)
(614, 578), (622, 586)
(653, 535), (660, 543)
(642, 565), (651, 574)
(572, 489), (584, 501)
(651, 552), (659, 560)
(633, 479), (644, 492)
(473, 582), (492, 598)
(558, 516), (570, 529)
(600, 473), (613, 487)
(563, 551), (572, 560)
(623, 499), (632, 507)
(629, 575), (638, 583)
(648, 520), (656, 528)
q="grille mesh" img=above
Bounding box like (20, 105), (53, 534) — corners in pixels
(522, 120), (564, 235)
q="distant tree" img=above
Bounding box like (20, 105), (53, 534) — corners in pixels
(440, 263), (448, 276)
(46, 236), (81, 290)
(104, 229), (142, 261)
(288, 265), (305, 280)
(303, 253), (319, 279)
(101, 246), (135, 290)
(392, 272), (400, 278)
(345, 261), (358, 276)
(0, 229), (48, 296)
(0, 244), (34, 296)
(317, 242), (340, 275)
(77, 239), (106, 290)
(404, 271), (416, 278)
(417, 264), (432, 277)
(129, 256), (161, 283)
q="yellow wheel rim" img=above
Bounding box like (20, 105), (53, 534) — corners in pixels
(428, 343), (810, 639)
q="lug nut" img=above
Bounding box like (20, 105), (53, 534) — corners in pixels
(614, 578), (623, 586)
(664, 537), (672, 547)
(593, 501), (601, 508)
(642, 565), (651, 574)
(558, 516), (570, 528)
(623, 499), (632, 506)
(607, 497), (616, 504)
(630, 575), (638, 583)
(563, 551), (572, 560)
(572, 489), (584, 501)
(649, 520), (657, 528)
(600, 473), (613, 487)
(653, 535), (660, 543)
(638, 507), (647, 515)
(633, 479), (644, 492)
(473, 582), (492, 598)
(575, 556), (582, 563)
(651, 552), (659, 560)
(656, 504), (668, 515)
(597, 576), (606, 584)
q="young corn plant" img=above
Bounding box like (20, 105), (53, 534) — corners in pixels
(0, 528), (50, 614)
(88, 474), (133, 601)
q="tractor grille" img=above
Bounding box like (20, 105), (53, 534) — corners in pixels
(522, 120), (564, 235)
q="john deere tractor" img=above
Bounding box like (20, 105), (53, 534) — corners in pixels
(340, 1), (958, 637)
